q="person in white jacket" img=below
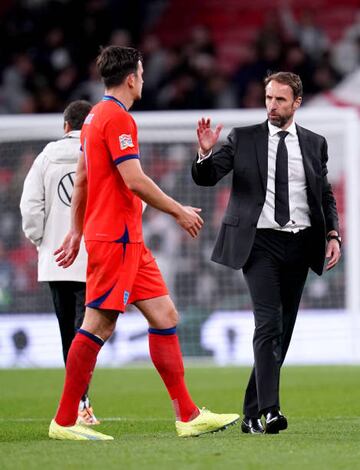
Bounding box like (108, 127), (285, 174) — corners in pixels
(20, 100), (99, 425)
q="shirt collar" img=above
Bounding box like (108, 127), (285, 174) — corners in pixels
(268, 120), (297, 137)
(102, 95), (128, 111)
(63, 130), (81, 139)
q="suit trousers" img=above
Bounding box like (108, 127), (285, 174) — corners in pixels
(49, 281), (86, 364)
(242, 228), (311, 417)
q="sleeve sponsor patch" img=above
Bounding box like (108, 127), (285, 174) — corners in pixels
(119, 134), (134, 150)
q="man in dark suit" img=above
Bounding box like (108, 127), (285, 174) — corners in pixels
(192, 72), (341, 434)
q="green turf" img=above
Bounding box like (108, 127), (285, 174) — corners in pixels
(0, 366), (359, 469)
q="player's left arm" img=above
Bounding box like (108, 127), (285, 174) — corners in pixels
(55, 151), (87, 267)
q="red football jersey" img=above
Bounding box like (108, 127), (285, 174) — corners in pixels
(81, 95), (143, 243)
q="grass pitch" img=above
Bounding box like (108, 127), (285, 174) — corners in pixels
(0, 366), (359, 469)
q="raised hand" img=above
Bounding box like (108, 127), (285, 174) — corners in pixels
(175, 206), (204, 238)
(197, 117), (223, 154)
(54, 231), (82, 268)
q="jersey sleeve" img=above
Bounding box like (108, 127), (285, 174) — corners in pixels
(80, 125), (85, 152)
(104, 113), (139, 166)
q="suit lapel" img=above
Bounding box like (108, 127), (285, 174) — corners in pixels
(254, 121), (269, 195)
(296, 124), (318, 196)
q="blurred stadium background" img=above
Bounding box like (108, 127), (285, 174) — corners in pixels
(0, 0), (360, 367)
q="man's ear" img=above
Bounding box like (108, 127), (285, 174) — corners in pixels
(294, 96), (302, 110)
(127, 73), (135, 89)
(64, 121), (72, 134)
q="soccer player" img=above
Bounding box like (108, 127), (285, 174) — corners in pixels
(49, 46), (239, 441)
(20, 100), (99, 425)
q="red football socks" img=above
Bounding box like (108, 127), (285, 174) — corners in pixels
(148, 328), (199, 422)
(55, 330), (103, 426)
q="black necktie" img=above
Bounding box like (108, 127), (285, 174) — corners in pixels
(275, 131), (290, 227)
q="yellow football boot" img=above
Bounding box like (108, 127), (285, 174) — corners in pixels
(176, 408), (239, 437)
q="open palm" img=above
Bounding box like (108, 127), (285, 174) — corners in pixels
(197, 117), (223, 153)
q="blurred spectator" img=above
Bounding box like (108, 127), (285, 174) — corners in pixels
(311, 61), (341, 95)
(255, 14), (284, 56)
(109, 29), (132, 47)
(1, 53), (38, 113)
(281, 41), (315, 94)
(207, 73), (237, 109)
(39, 27), (71, 75)
(241, 80), (264, 108)
(280, 2), (330, 61)
(141, 34), (167, 90)
(233, 16), (283, 107)
(184, 25), (216, 58)
(332, 10), (360, 74)
(73, 60), (103, 104)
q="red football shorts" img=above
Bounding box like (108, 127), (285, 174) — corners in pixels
(85, 241), (168, 312)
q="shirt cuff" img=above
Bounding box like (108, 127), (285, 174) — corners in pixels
(197, 149), (212, 163)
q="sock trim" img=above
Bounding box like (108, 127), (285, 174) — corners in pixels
(148, 326), (176, 335)
(78, 328), (104, 346)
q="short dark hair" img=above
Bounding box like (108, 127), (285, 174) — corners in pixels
(264, 72), (303, 99)
(63, 100), (92, 130)
(96, 46), (143, 88)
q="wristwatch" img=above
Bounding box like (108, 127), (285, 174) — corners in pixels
(326, 234), (342, 248)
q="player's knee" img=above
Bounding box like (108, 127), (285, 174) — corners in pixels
(81, 308), (118, 341)
(156, 306), (179, 329)
(169, 307), (179, 326)
(101, 322), (117, 341)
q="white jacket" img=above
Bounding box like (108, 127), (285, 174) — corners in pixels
(20, 130), (87, 282)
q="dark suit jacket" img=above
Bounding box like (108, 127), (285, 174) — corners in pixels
(192, 121), (339, 275)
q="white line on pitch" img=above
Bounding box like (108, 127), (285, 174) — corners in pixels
(0, 417), (170, 423)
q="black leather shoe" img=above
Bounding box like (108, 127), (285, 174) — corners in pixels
(264, 410), (288, 434)
(241, 416), (264, 434)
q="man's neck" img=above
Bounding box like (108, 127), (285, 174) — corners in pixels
(104, 88), (133, 110)
(281, 118), (294, 130)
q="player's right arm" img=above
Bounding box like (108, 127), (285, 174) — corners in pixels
(55, 151), (87, 267)
(117, 159), (203, 238)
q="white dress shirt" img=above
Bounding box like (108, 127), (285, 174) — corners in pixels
(257, 121), (311, 232)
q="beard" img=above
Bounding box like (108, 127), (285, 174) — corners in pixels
(268, 112), (292, 128)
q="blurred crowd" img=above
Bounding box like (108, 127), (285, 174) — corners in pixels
(0, 0), (359, 113)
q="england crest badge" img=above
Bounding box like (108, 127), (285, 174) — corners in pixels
(119, 134), (134, 150)
(123, 290), (130, 305)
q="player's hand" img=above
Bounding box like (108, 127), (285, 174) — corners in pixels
(175, 206), (204, 238)
(54, 231), (82, 268)
(197, 117), (223, 155)
(325, 239), (341, 271)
